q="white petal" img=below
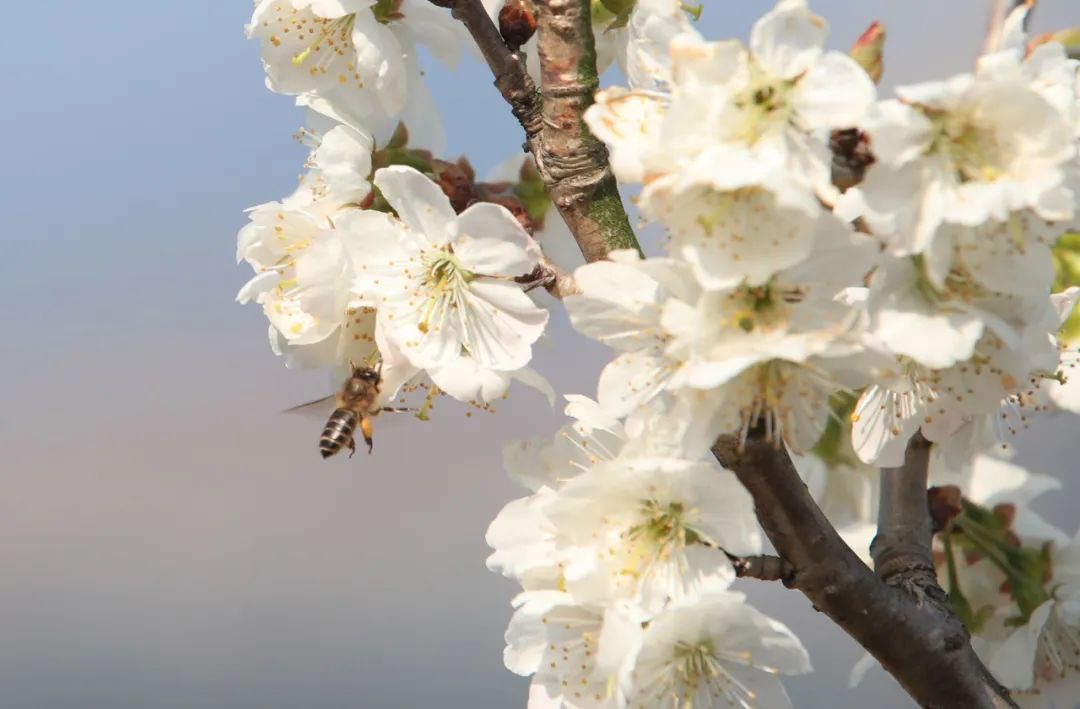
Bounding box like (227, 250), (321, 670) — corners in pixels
(750, 0), (827, 79)
(986, 602), (1053, 691)
(459, 279), (549, 370)
(862, 99), (934, 167)
(794, 52), (875, 129)
(398, 0), (461, 69)
(373, 166), (456, 243)
(597, 350), (672, 417)
(454, 203), (540, 277)
(584, 88), (665, 184)
(429, 356), (513, 402)
(351, 15), (408, 115)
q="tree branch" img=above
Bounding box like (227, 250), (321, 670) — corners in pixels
(439, 0), (544, 156)
(531, 0), (639, 262)
(872, 432), (938, 598)
(435, 0), (639, 263)
(712, 432), (1016, 708)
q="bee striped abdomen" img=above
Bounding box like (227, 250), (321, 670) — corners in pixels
(320, 408), (358, 458)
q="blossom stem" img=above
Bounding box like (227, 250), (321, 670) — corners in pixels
(724, 551), (797, 587)
(514, 259), (581, 299)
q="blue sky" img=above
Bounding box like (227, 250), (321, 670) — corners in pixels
(2, 2), (1078, 707)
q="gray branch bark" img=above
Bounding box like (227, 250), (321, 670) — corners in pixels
(531, 0), (639, 261)
(433, 0), (640, 262)
(713, 432), (1016, 708)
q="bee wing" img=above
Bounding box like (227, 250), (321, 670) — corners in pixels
(283, 394), (337, 420)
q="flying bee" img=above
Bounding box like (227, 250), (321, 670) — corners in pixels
(287, 360), (396, 459)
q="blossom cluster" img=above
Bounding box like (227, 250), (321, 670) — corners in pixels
(239, 0), (564, 406)
(488, 396), (810, 707)
(557, 0), (1078, 702)
(236, 0), (1080, 705)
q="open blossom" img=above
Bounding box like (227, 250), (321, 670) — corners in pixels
(248, 0), (460, 123)
(585, 1), (873, 293)
(608, 591), (811, 709)
(543, 456), (759, 611)
(958, 549), (1080, 706)
(934, 453), (1080, 700)
(587, 0), (874, 195)
(504, 591), (633, 709)
(488, 400), (759, 612)
(248, 0), (405, 115)
(836, 49), (1078, 258)
(236, 197), (405, 370)
(354, 165), (549, 375)
(290, 122), (375, 209)
(852, 288), (1079, 466)
(564, 252), (698, 416)
(857, 453), (1070, 693)
(567, 219), (876, 450)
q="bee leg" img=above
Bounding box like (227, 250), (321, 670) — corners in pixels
(360, 415), (374, 454)
(380, 407), (417, 414)
(347, 437), (357, 459)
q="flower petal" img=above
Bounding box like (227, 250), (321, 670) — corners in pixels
(373, 165), (456, 243)
(454, 202), (541, 277)
(750, 0), (827, 79)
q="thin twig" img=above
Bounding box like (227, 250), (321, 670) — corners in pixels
(514, 258), (580, 299)
(725, 551), (797, 587)
(437, 0), (544, 155)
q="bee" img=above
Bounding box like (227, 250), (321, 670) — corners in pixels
(287, 360), (389, 459)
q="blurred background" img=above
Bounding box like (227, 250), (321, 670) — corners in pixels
(2, 1), (1078, 707)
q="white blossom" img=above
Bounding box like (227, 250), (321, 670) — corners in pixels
(836, 55), (1078, 258)
(236, 199), (396, 371)
(354, 165), (549, 378)
(610, 591), (811, 709)
(247, 0), (461, 126)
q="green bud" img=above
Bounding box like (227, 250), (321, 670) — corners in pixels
(849, 21), (885, 84)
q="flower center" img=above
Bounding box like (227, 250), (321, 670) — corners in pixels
(291, 14), (356, 68)
(664, 640), (758, 705)
(630, 500), (701, 550)
(926, 110), (1007, 183)
(723, 283), (801, 333)
(911, 255), (987, 305)
(730, 70), (797, 145)
(417, 248), (473, 334)
(615, 499), (704, 581)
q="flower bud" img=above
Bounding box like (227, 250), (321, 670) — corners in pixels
(928, 485), (963, 534)
(499, 0), (537, 51)
(433, 159), (477, 213)
(849, 21), (885, 84)
(993, 502), (1017, 529)
(1029, 27), (1080, 59)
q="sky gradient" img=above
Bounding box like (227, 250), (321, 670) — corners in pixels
(3, 1), (1079, 707)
